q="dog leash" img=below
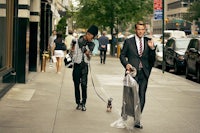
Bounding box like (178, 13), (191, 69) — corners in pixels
(88, 61), (113, 112)
(88, 61), (107, 103)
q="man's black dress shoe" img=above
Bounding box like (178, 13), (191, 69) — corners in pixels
(82, 104), (86, 111)
(134, 124), (143, 129)
(76, 104), (82, 110)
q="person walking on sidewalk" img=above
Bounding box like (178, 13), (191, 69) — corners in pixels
(65, 30), (74, 54)
(48, 30), (57, 67)
(98, 31), (109, 64)
(119, 21), (156, 129)
(52, 31), (66, 74)
(72, 25), (98, 111)
(92, 35), (99, 56)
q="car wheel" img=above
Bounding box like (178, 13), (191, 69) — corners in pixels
(154, 61), (158, 68)
(163, 61), (169, 72)
(185, 64), (190, 79)
(174, 62), (179, 74)
(197, 68), (200, 83)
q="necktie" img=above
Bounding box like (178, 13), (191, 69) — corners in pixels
(139, 38), (143, 68)
(139, 38), (143, 56)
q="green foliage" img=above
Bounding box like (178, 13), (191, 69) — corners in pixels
(56, 16), (67, 37)
(75, 0), (153, 32)
(184, 1), (200, 22)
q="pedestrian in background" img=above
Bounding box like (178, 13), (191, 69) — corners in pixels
(65, 30), (74, 54)
(92, 35), (99, 56)
(111, 33), (117, 56)
(52, 31), (66, 74)
(119, 21), (156, 129)
(98, 31), (109, 64)
(72, 25), (98, 111)
(48, 30), (57, 67)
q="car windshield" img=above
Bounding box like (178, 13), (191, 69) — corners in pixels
(164, 33), (171, 38)
(175, 39), (190, 50)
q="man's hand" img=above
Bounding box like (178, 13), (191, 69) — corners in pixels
(85, 50), (91, 60)
(148, 39), (155, 50)
(126, 64), (133, 71)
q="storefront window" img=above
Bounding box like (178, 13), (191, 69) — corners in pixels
(0, 0), (7, 70)
(0, 0), (15, 95)
(0, 0), (13, 72)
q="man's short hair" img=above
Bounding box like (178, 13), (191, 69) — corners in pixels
(52, 30), (56, 33)
(68, 30), (73, 35)
(102, 31), (107, 35)
(135, 21), (146, 29)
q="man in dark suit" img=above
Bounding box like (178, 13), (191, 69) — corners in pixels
(99, 31), (109, 64)
(120, 21), (156, 129)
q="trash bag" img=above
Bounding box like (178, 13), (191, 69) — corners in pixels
(111, 69), (141, 129)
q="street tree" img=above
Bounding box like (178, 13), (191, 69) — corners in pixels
(75, 0), (153, 33)
(74, 0), (153, 55)
(56, 16), (67, 37)
(184, 1), (200, 22)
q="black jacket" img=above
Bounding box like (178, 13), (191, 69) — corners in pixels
(120, 36), (156, 79)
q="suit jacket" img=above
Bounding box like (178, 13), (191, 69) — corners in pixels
(98, 35), (109, 51)
(120, 36), (156, 79)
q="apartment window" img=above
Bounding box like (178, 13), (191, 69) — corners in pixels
(168, 1), (181, 10)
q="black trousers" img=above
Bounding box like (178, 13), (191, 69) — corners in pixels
(72, 63), (88, 105)
(135, 68), (148, 112)
(100, 50), (106, 63)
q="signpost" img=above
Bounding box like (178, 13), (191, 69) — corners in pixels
(154, 0), (165, 73)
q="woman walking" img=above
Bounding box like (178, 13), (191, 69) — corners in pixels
(52, 31), (66, 74)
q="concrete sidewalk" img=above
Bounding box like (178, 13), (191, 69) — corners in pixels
(0, 56), (200, 133)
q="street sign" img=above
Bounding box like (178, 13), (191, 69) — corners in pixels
(154, 10), (162, 20)
(154, 0), (162, 20)
(154, 0), (162, 10)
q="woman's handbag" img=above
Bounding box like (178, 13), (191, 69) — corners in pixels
(52, 56), (57, 63)
(64, 53), (73, 68)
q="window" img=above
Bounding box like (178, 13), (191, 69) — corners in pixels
(166, 39), (174, 48)
(198, 40), (200, 50)
(0, 1), (7, 70)
(0, 0), (13, 72)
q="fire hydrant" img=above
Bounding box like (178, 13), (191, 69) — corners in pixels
(117, 44), (121, 58)
(41, 51), (50, 72)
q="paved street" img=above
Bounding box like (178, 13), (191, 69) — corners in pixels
(0, 56), (200, 133)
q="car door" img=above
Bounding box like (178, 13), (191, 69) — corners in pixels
(165, 39), (174, 66)
(185, 39), (193, 72)
(188, 39), (198, 73)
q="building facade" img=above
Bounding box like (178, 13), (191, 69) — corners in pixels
(152, 0), (198, 34)
(0, 0), (61, 97)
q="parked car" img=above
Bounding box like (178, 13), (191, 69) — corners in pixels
(164, 38), (191, 74)
(160, 30), (187, 44)
(154, 42), (163, 68)
(185, 38), (200, 83)
(164, 30), (186, 39)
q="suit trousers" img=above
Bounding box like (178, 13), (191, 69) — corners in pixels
(100, 50), (106, 63)
(135, 68), (148, 112)
(72, 63), (88, 105)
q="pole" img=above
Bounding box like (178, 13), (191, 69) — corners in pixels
(162, 0), (165, 73)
